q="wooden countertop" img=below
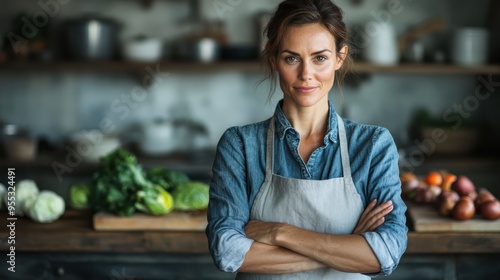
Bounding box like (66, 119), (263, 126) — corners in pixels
(1, 210), (499, 254)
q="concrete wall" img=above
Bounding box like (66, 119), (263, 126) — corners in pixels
(0, 0), (498, 152)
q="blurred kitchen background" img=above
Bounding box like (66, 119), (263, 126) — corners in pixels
(0, 0), (499, 189)
(0, 0), (500, 279)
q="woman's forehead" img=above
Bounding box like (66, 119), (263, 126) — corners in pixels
(280, 23), (336, 51)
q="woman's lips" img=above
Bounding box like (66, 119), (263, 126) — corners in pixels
(294, 86), (318, 93)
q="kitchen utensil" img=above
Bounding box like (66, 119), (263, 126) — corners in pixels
(123, 37), (163, 62)
(1, 124), (37, 161)
(65, 15), (121, 60)
(451, 28), (489, 65)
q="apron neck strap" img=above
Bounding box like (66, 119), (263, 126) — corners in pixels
(336, 114), (351, 177)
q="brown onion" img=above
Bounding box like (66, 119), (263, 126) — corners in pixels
(475, 188), (496, 211)
(452, 196), (475, 221)
(436, 190), (460, 216)
(415, 187), (435, 204)
(481, 200), (500, 220)
(438, 197), (458, 217)
(451, 176), (476, 196)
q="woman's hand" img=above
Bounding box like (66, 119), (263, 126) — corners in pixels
(245, 220), (284, 245)
(353, 199), (393, 234)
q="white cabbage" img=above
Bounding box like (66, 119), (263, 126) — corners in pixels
(26, 190), (65, 223)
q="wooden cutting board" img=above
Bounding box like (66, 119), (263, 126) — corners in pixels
(93, 210), (207, 231)
(407, 202), (500, 232)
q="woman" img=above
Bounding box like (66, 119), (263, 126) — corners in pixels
(206, 0), (407, 278)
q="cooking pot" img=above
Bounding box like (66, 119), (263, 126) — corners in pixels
(65, 15), (121, 60)
(174, 38), (219, 63)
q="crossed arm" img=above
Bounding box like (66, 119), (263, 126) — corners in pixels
(238, 199), (393, 274)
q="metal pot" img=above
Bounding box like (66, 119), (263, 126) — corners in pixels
(174, 38), (219, 63)
(65, 15), (121, 60)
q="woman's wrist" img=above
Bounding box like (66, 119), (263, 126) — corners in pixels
(273, 223), (292, 247)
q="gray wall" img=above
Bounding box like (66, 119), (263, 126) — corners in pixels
(0, 0), (498, 151)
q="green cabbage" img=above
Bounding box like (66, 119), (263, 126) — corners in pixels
(172, 182), (209, 211)
(69, 183), (90, 209)
(135, 186), (174, 215)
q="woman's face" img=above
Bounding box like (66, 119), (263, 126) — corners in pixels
(275, 23), (346, 109)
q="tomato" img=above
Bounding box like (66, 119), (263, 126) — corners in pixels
(426, 171), (443, 186)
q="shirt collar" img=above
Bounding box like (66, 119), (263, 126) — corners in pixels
(273, 99), (339, 144)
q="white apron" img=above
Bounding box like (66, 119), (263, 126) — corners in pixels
(237, 115), (368, 280)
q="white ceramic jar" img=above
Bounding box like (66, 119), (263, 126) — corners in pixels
(451, 28), (489, 66)
(363, 22), (399, 65)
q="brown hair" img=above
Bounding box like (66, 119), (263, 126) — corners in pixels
(261, 0), (352, 98)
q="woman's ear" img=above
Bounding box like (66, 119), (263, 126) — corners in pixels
(335, 45), (349, 70)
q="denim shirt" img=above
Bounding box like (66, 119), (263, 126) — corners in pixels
(206, 100), (408, 277)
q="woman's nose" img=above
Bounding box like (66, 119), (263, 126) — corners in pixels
(299, 61), (313, 81)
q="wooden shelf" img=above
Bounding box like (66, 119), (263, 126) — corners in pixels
(2, 61), (500, 74)
(0, 61), (263, 73)
(352, 62), (500, 75)
(0, 150), (214, 177)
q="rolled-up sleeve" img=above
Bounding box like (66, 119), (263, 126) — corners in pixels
(361, 128), (408, 277)
(206, 128), (254, 272)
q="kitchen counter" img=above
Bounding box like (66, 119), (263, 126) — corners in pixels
(1, 210), (499, 254)
(1, 210), (500, 280)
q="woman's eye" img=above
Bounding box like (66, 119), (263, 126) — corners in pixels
(315, 55), (327, 62)
(285, 56), (299, 64)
